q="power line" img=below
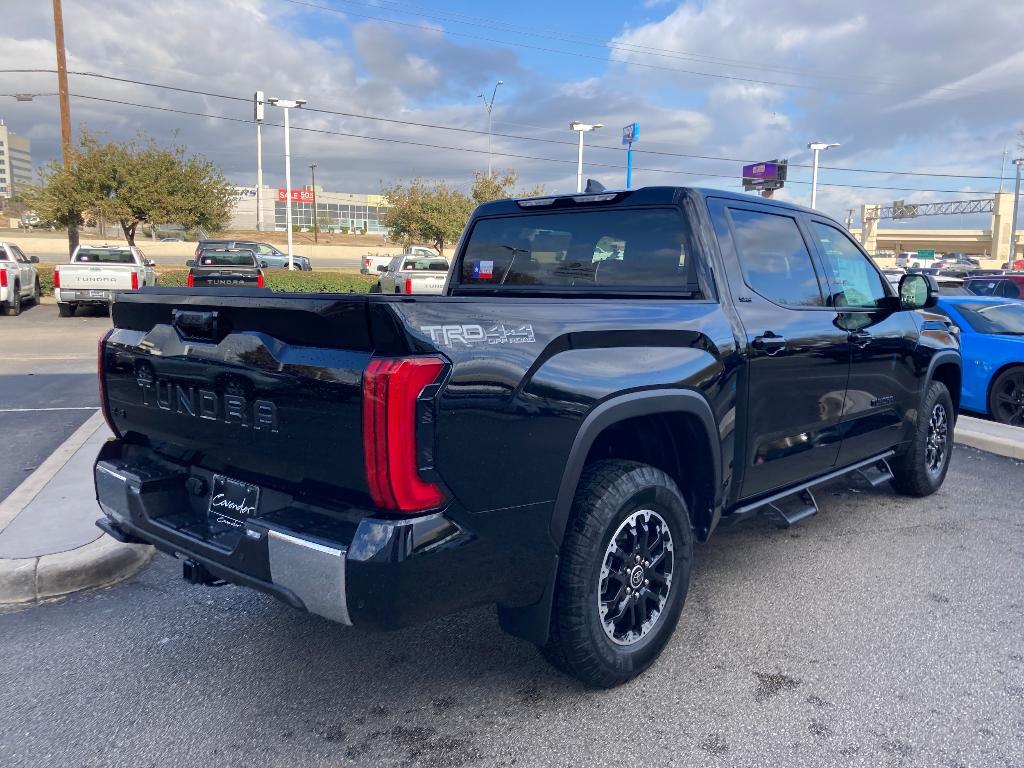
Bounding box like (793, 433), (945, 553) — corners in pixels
(49, 91), (997, 195)
(311, 0), (984, 98)
(3, 68), (1012, 183)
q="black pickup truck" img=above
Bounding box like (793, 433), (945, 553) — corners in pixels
(95, 187), (960, 687)
(186, 248), (265, 288)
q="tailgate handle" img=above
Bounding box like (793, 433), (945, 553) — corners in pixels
(172, 309), (220, 340)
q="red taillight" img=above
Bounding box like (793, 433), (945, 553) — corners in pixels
(257, 272), (265, 288)
(187, 272), (194, 288)
(0, 270), (6, 287)
(404, 277), (413, 294)
(97, 330), (120, 437)
(131, 271), (139, 290)
(53, 268), (60, 288)
(362, 357), (447, 512)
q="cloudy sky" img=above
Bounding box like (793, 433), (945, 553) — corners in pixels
(3, 0), (1023, 226)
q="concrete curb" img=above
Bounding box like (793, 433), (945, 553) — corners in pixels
(0, 410), (154, 606)
(955, 416), (1024, 461)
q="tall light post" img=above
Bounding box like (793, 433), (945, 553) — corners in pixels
(1010, 158), (1023, 264)
(254, 91), (265, 232)
(807, 141), (840, 210)
(477, 80), (503, 179)
(570, 122), (603, 193)
(266, 97), (306, 270)
(309, 162), (318, 244)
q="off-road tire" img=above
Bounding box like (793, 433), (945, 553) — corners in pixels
(5, 284), (21, 316)
(541, 460), (693, 688)
(890, 380), (954, 497)
(57, 302), (76, 317)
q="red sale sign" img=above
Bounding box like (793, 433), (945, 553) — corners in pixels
(276, 189), (315, 203)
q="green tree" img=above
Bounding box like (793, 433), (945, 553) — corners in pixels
(26, 130), (233, 246)
(471, 168), (544, 205)
(381, 178), (474, 257)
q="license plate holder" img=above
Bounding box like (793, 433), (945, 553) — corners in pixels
(89, 289), (108, 299)
(207, 475), (260, 529)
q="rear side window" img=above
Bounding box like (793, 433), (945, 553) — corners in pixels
(728, 208), (823, 307)
(458, 208), (694, 291)
(1000, 280), (1021, 299)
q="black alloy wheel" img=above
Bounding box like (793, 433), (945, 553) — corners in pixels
(989, 367), (1024, 426)
(924, 402), (949, 479)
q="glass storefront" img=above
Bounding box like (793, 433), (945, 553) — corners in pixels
(273, 201), (387, 233)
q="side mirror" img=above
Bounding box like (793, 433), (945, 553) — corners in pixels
(144, 259), (155, 266)
(899, 273), (938, 310)
(30, 256), (40, 263)
(260, 261), (269, 268)
(377, 264), (388, 272)
(185, 259), (195, 267)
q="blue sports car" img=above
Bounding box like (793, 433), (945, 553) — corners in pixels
(934, 296), (1024, 425)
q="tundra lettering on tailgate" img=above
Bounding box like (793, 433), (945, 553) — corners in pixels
(137, 377), (278, 432)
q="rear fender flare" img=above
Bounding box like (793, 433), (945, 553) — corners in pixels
(549, 389), (721, 548)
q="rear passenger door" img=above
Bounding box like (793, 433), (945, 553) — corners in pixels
(708, 200), (849, 499)
(806, 218), (920, 465)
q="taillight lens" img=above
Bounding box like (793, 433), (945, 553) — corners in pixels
(187, 272), (194, 288)
(131, 271), (139, 290)
(97, 330), (121, 437)
(0, 270), (6, 287)
(404, 277), (413, 294)
(53, 268), (60, 288)
(257, 272), (265, 288)
(362, 357), (447, 512)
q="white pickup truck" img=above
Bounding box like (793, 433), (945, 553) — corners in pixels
(0, 242), (41, 316)
(361, 245), (438, 275)
(373, 253), (450, 294)
(55, 245), (157, 317)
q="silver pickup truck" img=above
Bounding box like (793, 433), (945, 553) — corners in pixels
(372, 253), (450, 294)
(55, 245), (157, 317)
(0, 242), (41, 316)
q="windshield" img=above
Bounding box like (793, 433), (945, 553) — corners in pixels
(954, 301), (1024, 334)
(75, 248), (135, 264)
(197, 251), (257, 267)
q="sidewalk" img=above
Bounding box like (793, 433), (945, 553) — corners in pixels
(955, 414), (1024, 461)
(0, 411), (152, 606)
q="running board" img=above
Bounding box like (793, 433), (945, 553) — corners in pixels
(762, 488), (818, 528)
(723, 450), (895, 528)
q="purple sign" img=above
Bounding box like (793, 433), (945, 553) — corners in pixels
(742, 160), (787, 190)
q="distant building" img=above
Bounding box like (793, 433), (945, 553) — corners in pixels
(0, 120), (33, 199)
(228, 185), (388, 234)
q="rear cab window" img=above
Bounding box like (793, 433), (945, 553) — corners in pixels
(74, 248), (136, 264)
(454, 207), (699, 294)
(197, 251), (257, 267)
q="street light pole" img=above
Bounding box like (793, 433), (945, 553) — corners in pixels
(477, 80), (503, 179)
(570, 122), (603, 193)
(1010, 158), (1023, 264)
(309, 162), (318, 244)
(254, 91), (265, 232)
(267, 97), (306, 270)
(51, 0), (78, 256)
(807, 141), (840, 210)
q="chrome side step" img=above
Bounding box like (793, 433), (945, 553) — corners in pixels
(854, 458), (895, 488)
(762, 488), (819, 528)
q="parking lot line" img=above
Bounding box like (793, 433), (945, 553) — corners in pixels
(0, 406), (99, 413)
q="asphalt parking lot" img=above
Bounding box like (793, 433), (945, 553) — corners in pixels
(1, 440), (1022, 767)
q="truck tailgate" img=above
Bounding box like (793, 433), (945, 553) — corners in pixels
(58, 263), (139, 290)
(103, 290), (378, 505)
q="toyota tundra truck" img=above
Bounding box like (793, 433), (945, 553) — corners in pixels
(56, 244), (157, 316)
(94, 187), (960, 687)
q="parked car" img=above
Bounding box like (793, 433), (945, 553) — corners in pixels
(361, 245), (438, 275)
(55, 245), (156, 317)
(999, 258), (1024, 270)
(372, 254), (450, 294)
(0, 242), (41, 316)
(160, 237), (184, 242)
(95, 186), (960, 688)
(963, 274), (1024, 300)
(932, 297), (1024, 425)
(195, 240), (311, 271)
(187, 248), (265, 288)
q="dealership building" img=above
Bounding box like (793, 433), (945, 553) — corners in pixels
(0, 120), (33, 199)
(228, 186), (389, 234)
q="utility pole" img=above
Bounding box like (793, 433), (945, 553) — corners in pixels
(254, 91), (265, 231)
(477, 80), (503, 179)
(52, 0), (78, 256)
(1010, 158), (1023, 264)
(309, 162), (318, 244)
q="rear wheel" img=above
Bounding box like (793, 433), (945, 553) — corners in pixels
(890, 381), (954, 496)
(57, 302), (76, 317)
(988, 366), (1024, 426)
(5, 283), (21, 316)
(541, 460), (693, 688)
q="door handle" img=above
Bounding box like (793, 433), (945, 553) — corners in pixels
(848, 330), (872, 348)
(752, 332), (787, 355)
